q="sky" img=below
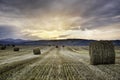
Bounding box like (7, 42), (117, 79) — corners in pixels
(0, 0), (120, 40)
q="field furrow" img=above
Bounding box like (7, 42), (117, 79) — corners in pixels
(0, 47), (54, 80)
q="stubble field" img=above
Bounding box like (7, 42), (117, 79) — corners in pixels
(0, 45), (120, 80)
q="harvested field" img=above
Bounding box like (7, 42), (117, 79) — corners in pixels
(0, 45), (120, 80)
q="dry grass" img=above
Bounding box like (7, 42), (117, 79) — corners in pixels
(0, 45), (120, 80)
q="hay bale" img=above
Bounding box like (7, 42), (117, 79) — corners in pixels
(14, 47), (19, 51)
(12, 45), (15, 47)
(89, 41), (115, 65)
(56, 46), (58, 48)
(48, 45), (51, 46)
(33, 48), (41, 55)
(0, 45), (6, 50)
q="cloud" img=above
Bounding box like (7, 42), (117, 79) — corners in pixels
(20, 25), (120, 40)
(58, 34), (70, 38)
(0, 25), (16, 39)
(0, 0), (120, 40)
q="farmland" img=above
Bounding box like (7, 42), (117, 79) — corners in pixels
(0, 45), (120, 80)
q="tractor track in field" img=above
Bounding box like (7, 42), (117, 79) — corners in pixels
(0, 47), (54, 80)
(16, 48), (62, 80)
(60, 47), (105, 80)
(0, 47), (53, 65)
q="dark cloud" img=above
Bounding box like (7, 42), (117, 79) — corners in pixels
(80, 17), (120, 30)
(62, 0), (120, 30)
(0, 0), (120, 39)
(64, 0), (120, 17)
(0, 25), (17, 39)
(0, 0), (56, 15)
(0, 0), (120, 18)
(0, 0), (51, 9)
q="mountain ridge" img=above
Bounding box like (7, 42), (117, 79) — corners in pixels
(0, 38), (120, 46)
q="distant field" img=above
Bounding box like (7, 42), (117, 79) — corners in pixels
(0, 45), (120, 80)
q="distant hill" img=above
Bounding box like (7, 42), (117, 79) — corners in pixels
(0, 38), (28, 45)
(0, 38), (120, 46)
(23, 39), (95, 46)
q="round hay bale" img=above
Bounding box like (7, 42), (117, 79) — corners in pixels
(89, 41), (115, 65)
(0, 46), (6, 50)
(12, 45), (15, 47)
(56, 46), (58, 48)
(48, 45), (51, 46)
(33, 48), (41, 55)
(14, 47), (19, 51)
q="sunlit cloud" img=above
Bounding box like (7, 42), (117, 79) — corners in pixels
(0, 0), (120, 40)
